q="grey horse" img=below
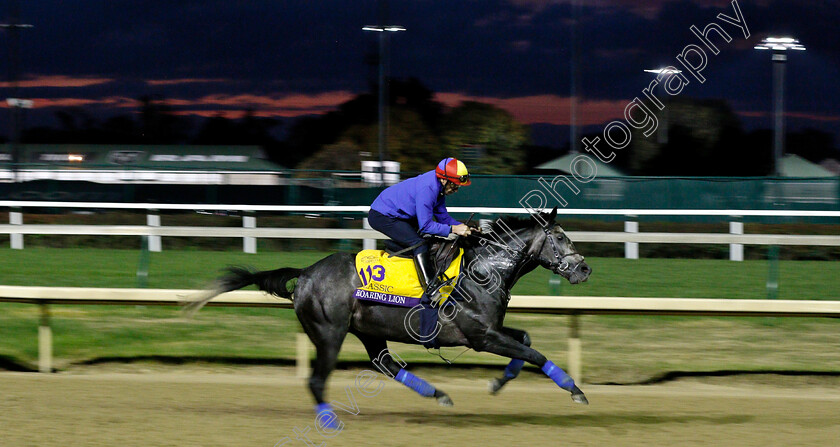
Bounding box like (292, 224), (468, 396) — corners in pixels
(185, 207), (592, 422)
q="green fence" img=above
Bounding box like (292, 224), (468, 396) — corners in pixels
(1, 174), (838, 224)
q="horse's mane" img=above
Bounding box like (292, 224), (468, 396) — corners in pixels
(492, 215), (540, 231)
(458, 214), (546, 251)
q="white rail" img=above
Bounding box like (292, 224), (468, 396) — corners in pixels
(2, 286), (839, 380)
(2, 200), (840, 217)
(1, 225), (838, 246)
(3, 202), (839, 259)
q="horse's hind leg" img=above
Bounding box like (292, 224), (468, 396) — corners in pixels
(355, 332), (454, 407)
(297, 314), (349, 429)
(488, 327), (530, 395)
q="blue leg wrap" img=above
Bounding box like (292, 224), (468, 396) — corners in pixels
(314, 403), (341, 430)
(395, 369), (436, 397)
(542, 360), (575, 391)
(504, 359), (525, 379)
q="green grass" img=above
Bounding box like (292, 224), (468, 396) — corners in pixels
(516, 257), (840, 299)
(1, 247), (838, 299)
(1, 247), (838, 381)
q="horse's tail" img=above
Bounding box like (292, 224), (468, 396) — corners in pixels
(181, 266), (302, 317)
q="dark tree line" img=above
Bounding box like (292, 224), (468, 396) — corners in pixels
(6, 82), (837, 176)
(18, 95), (282, 148)
(610, 98), (837, 176)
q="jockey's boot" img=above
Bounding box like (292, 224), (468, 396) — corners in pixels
(413, 251), (440, 302)
(414, 250), (442, 349)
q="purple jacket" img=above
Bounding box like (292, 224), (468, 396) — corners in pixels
(370, 170), (461, 237)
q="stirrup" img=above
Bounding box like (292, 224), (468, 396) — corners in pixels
(424, 275), (455, 305)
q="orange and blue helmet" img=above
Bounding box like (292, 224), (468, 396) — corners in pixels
(435, 157), (471, 186)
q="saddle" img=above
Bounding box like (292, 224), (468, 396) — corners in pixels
(360, 237), (463, 349)
(353, 239), (464, 308)
(383, 237), (460, 277)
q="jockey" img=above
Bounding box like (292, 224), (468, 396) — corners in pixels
(368, 157), (473, 292)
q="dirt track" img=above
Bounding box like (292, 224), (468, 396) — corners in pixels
(1, 368), (838, 447)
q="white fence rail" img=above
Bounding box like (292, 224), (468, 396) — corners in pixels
(2, 286), (839, 381)
(3, 200), (840, 216)
(3, 202), (840, 260)
(2, 225), (839, 245)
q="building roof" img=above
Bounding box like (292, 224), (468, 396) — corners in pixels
(1, 144), (284, 171)
(779, 154), (836, 178)
(534, 152), (627, 177)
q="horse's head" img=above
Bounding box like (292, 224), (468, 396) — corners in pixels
(531, 207), (591, 285)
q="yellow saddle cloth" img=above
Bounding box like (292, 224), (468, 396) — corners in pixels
(353, 249), (464, 307)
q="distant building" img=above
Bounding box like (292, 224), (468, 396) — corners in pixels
(770, 154), (838, 205)
(532, 152), (627, 206)
(778, 154), (836, 178)
(533, 152), (627, 177)
(0, 144), (284, 185)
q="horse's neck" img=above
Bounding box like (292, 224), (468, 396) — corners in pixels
(465, 228), (538, 291)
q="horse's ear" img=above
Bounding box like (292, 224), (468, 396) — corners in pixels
(549, 206), (557, 222)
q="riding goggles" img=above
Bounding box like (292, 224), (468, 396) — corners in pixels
(443, 174), (470, 185)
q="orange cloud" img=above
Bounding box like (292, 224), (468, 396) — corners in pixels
(157, 91), (357, 116)
(167, 109), (308, 119)
(179, 92), (357, 110)
(146, 78), (230, 86)
(0, 75), (113, 88)
(1, 92), (355, 117)
(0, 96), (140, 109)
(435, 92), (627, 126)
(10, 89), (637, 126)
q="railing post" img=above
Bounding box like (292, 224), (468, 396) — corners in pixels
(296, 332), (311, 379)
(137, 236), (150, 288)
(624, 218), (638, 259)
(549, 275), (562, 296)
(730, 220), (744, 261)
(38, 304), (53, 373)
(767, 245), (780, 299)
(568, 314), (582, 384)
(362, 217), (376, 250)
(243, 212), (257, 254)
(10, 208), (23, 249)
(146, 210), (161, 252)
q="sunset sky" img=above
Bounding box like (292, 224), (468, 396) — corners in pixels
(1, 0), (838, 147)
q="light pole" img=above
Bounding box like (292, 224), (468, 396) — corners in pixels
(362, 24), (405, 186)
(644, 68), (682, 145)
(754, 37), (805, 177)
(569, 0), (581, 153)
(1, 0), (34, 183)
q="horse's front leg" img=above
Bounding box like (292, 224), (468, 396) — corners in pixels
(474, 328), (588, 405)
(488, 327), (529, 394)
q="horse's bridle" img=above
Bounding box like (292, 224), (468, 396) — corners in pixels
(536, 225), (582, 274)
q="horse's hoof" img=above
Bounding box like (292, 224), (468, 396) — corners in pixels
(488, 379), (503, 395)
(570, 386), (589, 405)
(436, 394), (454, 407)
(571, 392), (589, 405)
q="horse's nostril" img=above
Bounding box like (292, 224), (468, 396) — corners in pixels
(582, 265), (592, 274)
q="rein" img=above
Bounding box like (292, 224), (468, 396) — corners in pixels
(470, 224), (581, 274)
(471, 232), (523, 255)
